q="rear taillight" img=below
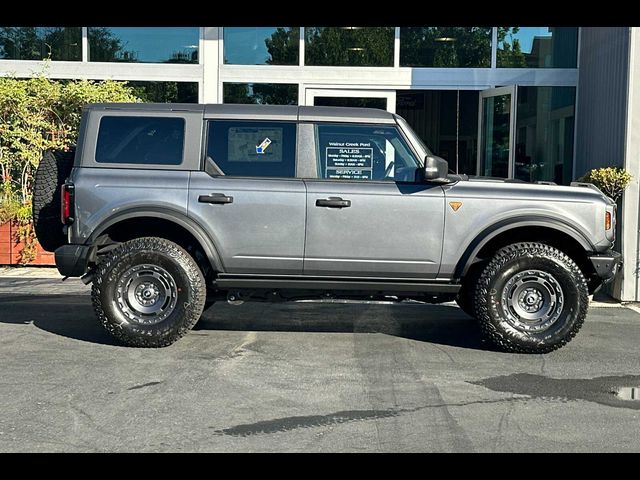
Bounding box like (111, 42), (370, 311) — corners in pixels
(605, 211), (612, 230)
(60, 183), (75, 225)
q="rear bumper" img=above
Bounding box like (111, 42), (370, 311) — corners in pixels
(55, 244), (95, 277)
(589, 250), (622, 281)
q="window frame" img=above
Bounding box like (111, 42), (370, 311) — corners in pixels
(95, 116), (186, 166)
(306, 121), (425, 184)
(203, 119), (300, 180)
(82, 110), (202, 170)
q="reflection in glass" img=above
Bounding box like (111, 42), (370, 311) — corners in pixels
(497, 27), (577, 68)
(305, 27), (394, 66)
(224, 27), (299, 65)
(88, 27), (199, 63)
(400, 27), (491, 67)
(313, 96), (387, 109)
(396, 90), (479, 175)
(128, 81), (198, 103)
(223, 83), (298, 105)
(514, 87), (575, 185)
(480, 94), (511, 178)
(0, 27), (81, 60)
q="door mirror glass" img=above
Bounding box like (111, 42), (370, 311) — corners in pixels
(422, 155), (449, 181)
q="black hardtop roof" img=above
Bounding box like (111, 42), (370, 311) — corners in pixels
(84, 103), (397, 123)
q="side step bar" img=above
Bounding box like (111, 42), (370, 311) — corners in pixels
(214, 274), (460, 293)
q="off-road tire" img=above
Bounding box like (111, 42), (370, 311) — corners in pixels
(91, 237), (206, 347)
(474, 242), (588, 354)
(32, 147), (76, 252)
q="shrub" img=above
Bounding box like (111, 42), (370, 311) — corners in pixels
(579, 167), (632, 201)
(0, 66), (142, 262)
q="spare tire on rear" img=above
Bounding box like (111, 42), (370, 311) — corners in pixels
(32, 147), (76, 252)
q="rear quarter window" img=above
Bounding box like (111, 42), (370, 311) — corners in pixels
(95, 116), (185, 165)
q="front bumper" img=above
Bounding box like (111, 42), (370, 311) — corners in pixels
(55, 244), (95, 277)
(589, 250), (622, 281)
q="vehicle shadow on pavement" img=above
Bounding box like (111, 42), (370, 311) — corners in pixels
(197, 302), (492, 351)
(0, 295), (491, 350)
(0, 294), (121, 346)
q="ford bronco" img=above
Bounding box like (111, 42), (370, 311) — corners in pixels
(32, 103), (621, 352)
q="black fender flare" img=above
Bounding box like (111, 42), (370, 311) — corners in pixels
(87, 207), (225, 272)
(454, 215), (595, 278)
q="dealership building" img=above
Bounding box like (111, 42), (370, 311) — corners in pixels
(2, 26), (640, 300)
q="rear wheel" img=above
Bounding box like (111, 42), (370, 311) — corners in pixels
(474, 242), (588, 353)
(91, 237), (206, 347)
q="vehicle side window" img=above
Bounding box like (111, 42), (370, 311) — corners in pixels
(207, 120), (296, 178)
(314, 124), (420, 182)
(96, 116), (185, 165)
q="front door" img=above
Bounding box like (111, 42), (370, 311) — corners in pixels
(188, 119), (306, 275)
(303, 122), (445, 279)
(477, 86), (516, 178)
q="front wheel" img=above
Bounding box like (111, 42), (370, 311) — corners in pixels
(474, 242), (588, 353)
(91, 237), (206, 347)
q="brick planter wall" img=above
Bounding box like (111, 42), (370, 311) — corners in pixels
(0, 221), (55, 266)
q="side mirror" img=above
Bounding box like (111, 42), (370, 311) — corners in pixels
(421, 155), (449, 182)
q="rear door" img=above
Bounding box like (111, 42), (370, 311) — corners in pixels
(188, 119), (306, 275)
(303, 122), (445, 278)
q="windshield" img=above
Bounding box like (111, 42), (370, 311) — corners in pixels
(394, 114), (432, 162)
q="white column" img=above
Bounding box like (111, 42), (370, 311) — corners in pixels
(81, 27), (89, 62)
(201, 27), (220, 103)
(394, 27), (400, 68)
(620, 27), (640, 301)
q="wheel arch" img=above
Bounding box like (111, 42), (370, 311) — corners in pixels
(87, 207), (224, 273)
(455, 217), (595, 280)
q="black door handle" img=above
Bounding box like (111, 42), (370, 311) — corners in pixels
(199, 193), (234, 205)
(316, 197), (351, 208)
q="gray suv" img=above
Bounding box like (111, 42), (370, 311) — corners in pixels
(32, 103), (621, 353)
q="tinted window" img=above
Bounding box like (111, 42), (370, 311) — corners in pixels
(207, 121), (296, 178)
(315, 124), (420, 182)
(497, 27), (578, 68)
(96, 117), (185, 165)
(223, 83), (298, 105)
(0, 27), (81, 61)
(88, 27), (199, 63)
(400, 27), (492, 67)
(305, 27), (394, 66)
(128, 81), (199, 103)
(223, 27), (299, 65)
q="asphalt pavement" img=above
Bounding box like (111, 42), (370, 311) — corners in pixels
(1, 273), (640, 452)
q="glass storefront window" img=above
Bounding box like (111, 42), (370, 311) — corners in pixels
(127, 81), (198, 103)
(497, 27), (578, 68)
(88, 27), (199, 63)
(514, 86), (576, 184)
(0, 27), (81, 61)
(396, 90), (479, 175)
(305, 27), (394, 67)
(400, 27), (492, 67)
(223, 83), (298, 105)
(224, 27), (299, 65)
(313, 97), (387, 109)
